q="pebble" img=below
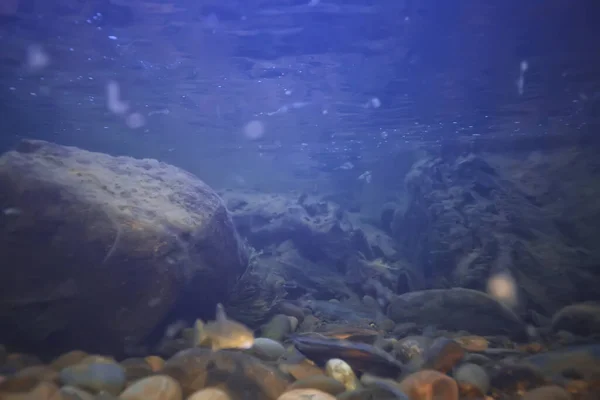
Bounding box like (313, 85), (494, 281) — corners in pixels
(0, 380), (58, 400)
(187, 387), (231, 400)
(423, 337), (465, 373)
(463, 353), (492, 366)
(251, 338), (286, 361)
(393, 336), (432, 365)
(278, 302), (305, 323)
(453, 363), (490, 397)
(50, 351), (89, 371)
(399, 370), (458, 400)
(279, 359), (325, 380)
(261, 314), (293, 342)
(551, 303), (600, 336)
(15, 365), (59, 382)
(119, 375), (182, 400)
(454, 336), (489, 352)
(287, 316), (299, 332)
(144, 356), (165, 372)
(277, 388), (336, 400)
(59, 361), (126, 394)
(56, 385), (96, 400)
(325, 358), (359, 391)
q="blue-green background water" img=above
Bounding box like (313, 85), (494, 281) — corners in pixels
(1, 0), (599, 192)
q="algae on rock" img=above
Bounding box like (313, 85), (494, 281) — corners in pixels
(0, 139), (249, 356)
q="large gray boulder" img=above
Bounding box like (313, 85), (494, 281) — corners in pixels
(0, 140), (248, 355)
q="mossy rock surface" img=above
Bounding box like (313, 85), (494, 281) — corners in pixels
(0, 139), (248, 355)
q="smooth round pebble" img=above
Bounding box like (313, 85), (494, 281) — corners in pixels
(50, 351), (89, 371)
(60, 361), (126, 394)
(56, 385), (96, 400)
(287, 316), (299, 332)
(15, 365), (59, 382)
(145, 356), (165, 372)
(453, 363), (490, 396)
(325, 359), (359, 391)
(277, 302), (305, 323)
(399, 370), (458, 400)
(277, 388), (336, 400)
(120, 375), (182, 400)
(252, 338), (286, 361)
(454, 336), (489, 352)
(423, 337), (465, 373)
(187, 387), (231, 400)
(0, 380), (58, 400)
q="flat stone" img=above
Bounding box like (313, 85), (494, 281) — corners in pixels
(119, 375), (182, 400)
(387, 288), (527, 338)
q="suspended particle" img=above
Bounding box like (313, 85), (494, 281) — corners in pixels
(126, 112), (146, 129)
(243, 120), (265, 140)
(106, 80), (129, 115)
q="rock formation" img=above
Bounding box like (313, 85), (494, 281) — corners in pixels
(0, 140), (248, 356)
(392, 151), (600, 316)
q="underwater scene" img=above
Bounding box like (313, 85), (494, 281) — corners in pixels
(1, 0), (600, 399)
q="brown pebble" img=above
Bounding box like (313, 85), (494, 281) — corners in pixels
(119, 375), (182, 400)
(455, 336), (489, 352)
(144, 356), (165, 372)
(15, 365), (59, 383)
(423, 337), (465, 373)
(50, 350), (88, 371)
(55, 385), (96, 400)
(399, 370), (459, 400)
(279, 360), (325, 380)
(0, 380), (58, 400)
(187, 387), (231, 400)
(277, 389), (335, 400)
(78, 355), (115, 365)
(0, 375), (39, 392)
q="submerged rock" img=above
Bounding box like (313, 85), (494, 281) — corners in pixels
(524, 344), (600, 381)
(551, 303), (600, 336)
(395, 153), (600, 315)
(250, 338), (286, 361)
(453, 363), (490, 398)
(276, 389), (335, 400)
(0, 139), (248, 355)
(398, 370), (458, 400)
(59, 360), (126, 395)
(325, 358), (359, 391)
(387, 288), (527, 338)
(119, 375), (182, 400)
